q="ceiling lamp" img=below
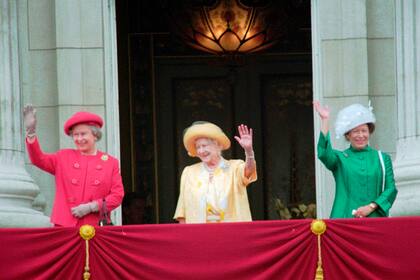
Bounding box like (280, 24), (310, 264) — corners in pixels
(174, 0), (284, 55)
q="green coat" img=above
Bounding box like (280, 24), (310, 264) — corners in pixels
(317, 132), (398, 218)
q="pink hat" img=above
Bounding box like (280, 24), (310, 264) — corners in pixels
(64, 111), (103, 135)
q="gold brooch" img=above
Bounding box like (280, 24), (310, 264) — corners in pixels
(101, 154), (109, 161)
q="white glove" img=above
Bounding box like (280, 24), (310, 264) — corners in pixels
(23, 104), (37, 137)
(71, 201), (99, 218)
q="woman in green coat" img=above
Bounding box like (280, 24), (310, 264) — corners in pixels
(313, 101), (398, 218)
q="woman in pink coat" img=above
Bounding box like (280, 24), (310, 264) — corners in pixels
(23, 105), (124, 227)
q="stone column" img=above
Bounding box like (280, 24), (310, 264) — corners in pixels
(311, 0), (397, 218)
(391, 0), (420, 216)
(0, 0), (50, 227)
(311, 0), (371, 218)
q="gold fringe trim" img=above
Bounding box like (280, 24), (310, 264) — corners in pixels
(311, 220), (327, 280)
(79, 225), (96, 280)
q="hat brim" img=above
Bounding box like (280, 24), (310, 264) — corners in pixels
(183, 123), (230, 157)
(334, 103), (376, 138)
(64, 112), (103, 135)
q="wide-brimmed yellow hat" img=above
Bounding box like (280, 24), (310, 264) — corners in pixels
(183, 121), (231, 157)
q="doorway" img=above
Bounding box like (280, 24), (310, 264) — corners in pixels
(116, 1), (314, 224)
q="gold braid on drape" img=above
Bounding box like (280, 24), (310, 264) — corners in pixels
(79, 225), (96, 280)
(311, 220), (327, 280)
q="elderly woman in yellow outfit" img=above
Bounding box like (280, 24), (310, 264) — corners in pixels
(174, 122), (257, 224)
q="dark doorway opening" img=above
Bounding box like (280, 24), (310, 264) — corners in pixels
(116, 0), (314, 224)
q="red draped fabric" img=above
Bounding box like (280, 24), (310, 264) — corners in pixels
(0, 217), (419, 280)
(322, 217), (420, 279)
(90, 220), (317, 280)
(0, 227), (84, 279)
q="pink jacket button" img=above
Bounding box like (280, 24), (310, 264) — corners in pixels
(96, 165), (102, 170)
(71, 178), (78, 184)
(94, 180), (100, 185)
(73, 163), (80, 168)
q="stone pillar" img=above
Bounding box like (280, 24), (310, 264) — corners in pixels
(16, 0), (122, 225)
(0, 0), (50, 227)
(311, 0), (397, 218)
(391, 0), (420, 216)
(311, 0), (371, 218)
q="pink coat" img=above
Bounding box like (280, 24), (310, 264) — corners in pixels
(26, 138), (124, 226)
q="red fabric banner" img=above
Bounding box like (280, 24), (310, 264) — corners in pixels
(0, 217), (419, 280)
(322, 217), (420, 279)
(0, 227), (84, 279)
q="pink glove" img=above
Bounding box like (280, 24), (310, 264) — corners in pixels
(71, 201), (99, 218)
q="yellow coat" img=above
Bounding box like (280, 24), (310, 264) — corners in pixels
(174, 159), (257, 223)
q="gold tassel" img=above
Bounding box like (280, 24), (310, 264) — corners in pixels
(315, 259), (324, 280)
(311, 220), (327, 280)
(79, 225), (96, 280)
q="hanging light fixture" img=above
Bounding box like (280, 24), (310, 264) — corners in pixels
(173, 0), (285, 55)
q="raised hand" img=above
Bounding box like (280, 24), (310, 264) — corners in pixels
(23, 104), (37, 137)
(313, 100), (330, 120)
(313, 100), (330, 135)
(234, 124), (253, 153)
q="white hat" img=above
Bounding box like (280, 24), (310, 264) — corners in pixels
(334, 102), (375, 139)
